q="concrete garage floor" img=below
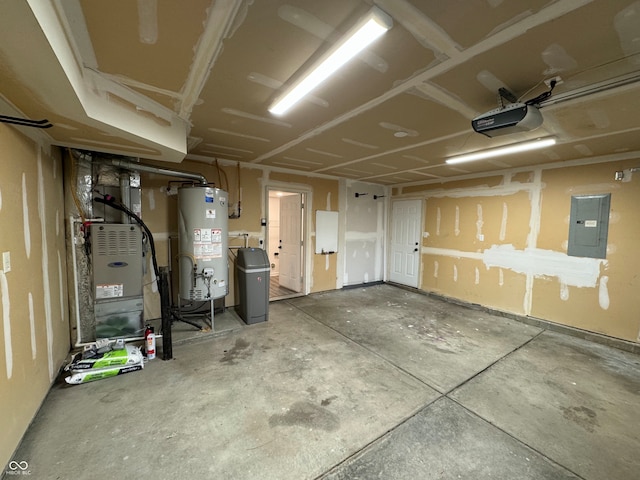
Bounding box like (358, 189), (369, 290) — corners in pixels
(10, 284), (640, 480)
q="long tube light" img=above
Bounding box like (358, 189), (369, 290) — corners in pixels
(446, 138), (557, 164)
(269, 7), (392, 116)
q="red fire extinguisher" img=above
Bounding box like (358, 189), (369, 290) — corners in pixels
(145, 325), (156, 360)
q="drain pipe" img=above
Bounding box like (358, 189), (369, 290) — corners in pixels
(108, 157), (209, 185)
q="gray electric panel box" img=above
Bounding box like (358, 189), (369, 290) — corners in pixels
(91, 223), (144, 338)
(567, 194), (611, 259)
(236, 248), (270, 324)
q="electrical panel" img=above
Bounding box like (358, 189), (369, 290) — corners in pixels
(567, 194), (611, 259)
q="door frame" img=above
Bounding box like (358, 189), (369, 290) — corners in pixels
(264, 183), (312, 297)
(387, 197), (424, 289)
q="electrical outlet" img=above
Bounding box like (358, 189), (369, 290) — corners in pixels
(2, 251), (10, 273)
(544, 76), (563, 88)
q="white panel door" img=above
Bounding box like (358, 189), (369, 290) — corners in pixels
(389, 199), (422, 287)
(279, 193), (302, 292)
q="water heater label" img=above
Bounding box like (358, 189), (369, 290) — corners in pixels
(193, 243), (223, 259)
(205, 188), (214, 203)
(96, 284), (124, 299)
(200, 228), (212, 242)
(193, 228), (223, 259)
(206, 209), (216, 219)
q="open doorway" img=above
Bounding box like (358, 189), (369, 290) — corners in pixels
(267, 189), (306, 300)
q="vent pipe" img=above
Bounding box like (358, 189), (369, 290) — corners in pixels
(109, 158), (208, 185)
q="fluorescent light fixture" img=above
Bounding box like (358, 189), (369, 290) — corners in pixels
(446, 138), (556, 164)
(269, 7), (392, 115)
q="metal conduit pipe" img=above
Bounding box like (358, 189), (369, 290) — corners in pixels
(109, 158), (208, 185)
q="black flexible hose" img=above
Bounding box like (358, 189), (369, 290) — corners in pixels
(93, 196), (160, 280)
(525, 79), (557, 106)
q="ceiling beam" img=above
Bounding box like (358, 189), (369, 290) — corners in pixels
(177, 0), (245, 119)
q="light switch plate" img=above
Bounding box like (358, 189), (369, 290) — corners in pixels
(2, 251), (10, 273)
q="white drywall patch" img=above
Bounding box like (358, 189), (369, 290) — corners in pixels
(499, 202), (508, 241)
(148, 188), (156, 210)
(614, 2), (640, 59)
(325, 255), (330, 271)
(423, 182), (535, 199)
(527, 170), (543, 249)
(1, 271), (12, 379)
(475, 267), (480, 285)
(436, 207), (441, 236)
(422, 247), (482, 260)
(454, 206), (460, 236)
(574, 144), (593, 156)
(566, 183), (620, 195)
(29, 292), (36, 360)
(58, 251), (64, 321)
(22, 173), (31, 259)
(541, 43), (577, 74)
(560, 282), (569, 301)
(453, 264), (458, 282)
(137, 0), (158, 44)
(477, 69), (509, 94)
(524, 276), (534, 316)
(363, 272), (369, 283)
(476, 204), (484, 240)
(433, 260), (439, 278)
(587, 107), (611, 129)
(483, 244), (606, 288)
(599, 276), (610, 310)
(498, 268), (504, 286)
(37, 153), (54, 381)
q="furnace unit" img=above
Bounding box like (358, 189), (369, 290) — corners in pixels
(90, 223), (144, 338)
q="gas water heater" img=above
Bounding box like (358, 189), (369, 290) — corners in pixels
(177, 186), (228, 301)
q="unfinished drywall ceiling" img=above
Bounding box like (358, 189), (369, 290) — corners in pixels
(1, 0), (639, 184)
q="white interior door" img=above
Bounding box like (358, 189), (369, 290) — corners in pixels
(389, 199), (422, 288)
(268, 196), (280, 275)
(279, 193), (302, 292)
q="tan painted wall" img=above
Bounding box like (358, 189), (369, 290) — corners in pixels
(137, 161), (340, 315)
(0, 125), (69, 469)
(405, 159), (640, 343)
